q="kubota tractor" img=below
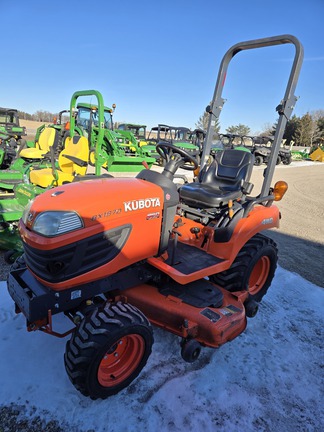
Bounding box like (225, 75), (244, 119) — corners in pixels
(7, 34), (303, 399)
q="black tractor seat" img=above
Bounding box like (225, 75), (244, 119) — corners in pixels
(179, 149), (254, 208)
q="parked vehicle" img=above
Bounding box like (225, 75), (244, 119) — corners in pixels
(7, 35), (303, 399)
(251, 136), (292, 166)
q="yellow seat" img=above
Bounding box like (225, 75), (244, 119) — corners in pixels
(29, 135), (89, 188)
(20, 127), (58, 159)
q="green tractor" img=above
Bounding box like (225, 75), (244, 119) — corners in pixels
(73, 98), (155, 173)
(117, 123), (160, 163)
(147, 124), (200, 166)
(117, 123), (147, 144)
(0, 107), (29, 170)
(0, 129), (22, 170)
(0, 107), (27, 141)
(0, 90), (155, 261)
(0, 110), (76, 196)
(217, 134), (252, 152)
(161, 125), (200, 164)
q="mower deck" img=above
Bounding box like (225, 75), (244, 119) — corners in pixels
(120, 283), (247, 348)
(9, 259), (247, 348)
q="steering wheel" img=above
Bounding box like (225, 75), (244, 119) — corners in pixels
(156, 142), (198, 171)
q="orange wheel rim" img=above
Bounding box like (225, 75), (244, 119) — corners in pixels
(248, 256), (270, 295)
(98, 335), (145, 387)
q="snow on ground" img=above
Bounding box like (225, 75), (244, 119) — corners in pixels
(0, 267), (323, 432)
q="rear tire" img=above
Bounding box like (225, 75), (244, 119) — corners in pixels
(64, 301), (153, 399)
(254, 155), (263, 166)
(210, 234), (278, 302)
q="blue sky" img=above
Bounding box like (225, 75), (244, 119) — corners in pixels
(1, 0), (323, 134)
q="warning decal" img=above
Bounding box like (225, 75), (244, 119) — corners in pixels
(200, 308), (221, 323)
(219, 305), (242, 316)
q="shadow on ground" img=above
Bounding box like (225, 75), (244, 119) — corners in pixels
(265, 230), (323, 288)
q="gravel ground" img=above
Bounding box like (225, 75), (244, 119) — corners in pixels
(250, 162), (324, 288)
(0, 161), (323, 431)
(0, 405), (66, 432)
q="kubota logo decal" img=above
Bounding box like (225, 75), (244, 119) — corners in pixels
(261, 217), (274, 225)
(124, 197), (161, 212)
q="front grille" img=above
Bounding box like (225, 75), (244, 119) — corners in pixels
(24, 224), (132, 283)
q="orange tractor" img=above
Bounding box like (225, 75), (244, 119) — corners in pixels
(7, 35), (303, 399)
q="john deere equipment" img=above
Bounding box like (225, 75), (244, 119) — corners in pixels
(147, 124), (200, 166)
(0, 130), (90, 262)
(0, 130), (22, 169)
(117, 123), (147, 144)
(0, 108), (29, 170)
(190, 128), (206, 153)
(0, 107), (27, 141)
(70, 94), (155, 173)
(7, 35), (303, 399)
(165, 125), (200, 161)
(0, 90), (155, 259)
(117, 123), (160, 162)
(0, 111), (74, 195)
(219, 134), (252, 152)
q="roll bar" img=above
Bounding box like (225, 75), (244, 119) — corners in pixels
(201, 34), (304, 198)
(69, 90), (106, 175)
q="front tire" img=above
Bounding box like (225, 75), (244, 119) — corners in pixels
(283, 155), (292, 165)
(181, 339), (201, 363)
(210, 234), (278, 302)
(64, 301), (153, 399)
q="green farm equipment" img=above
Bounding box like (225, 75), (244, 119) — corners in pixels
(0, 108), (29, 170)
(190, 128), (206, 153)
(0, 126), (65, 196)
(117, 123), (160, 163)
(0, 90), (154, 260)
(147, 124), (200, 166)
(0, 109), (77, 195)
(207, 133), (252, 161)
(0, 130), (22, 170)
(0, 107), (27, 141)
(168, 126), (200, 161)
(219, 134), (252, 152)
(0, 126), (91, 262)
(117, 123), (147, 144)
(71, 95), (155, 173)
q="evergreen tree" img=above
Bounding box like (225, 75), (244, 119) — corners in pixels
(195, 110), (220, 140)
(283, 115), (300, 144)
(293, 113), (313, 146)
(225, 124), (250, 136)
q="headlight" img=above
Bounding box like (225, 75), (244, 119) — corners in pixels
(32, 211), (83, 237)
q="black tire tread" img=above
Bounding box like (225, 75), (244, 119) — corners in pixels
(210, 233), (278, 301)
(64, 301), (153, 399)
